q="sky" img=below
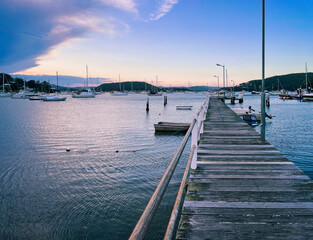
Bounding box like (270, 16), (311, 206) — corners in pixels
(1, 0), (313, 87)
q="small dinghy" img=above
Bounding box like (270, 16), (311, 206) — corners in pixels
(154, 122), (190, 132)
(176, 106), (192, 110)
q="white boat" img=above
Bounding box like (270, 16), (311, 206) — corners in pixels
(0, 73), (12, 97)
(302, 93), (313, 101)
(111, 91), (128, 96)
(42, 72), (67, 101)
(0, 92), (12, 97)
(11, 90), (38, 99)
(218, 90), (232, 99)
(42, 94), (66, 101)
(72, 88), (96, 98)
(176, 105), (193, 110)
(72, 66), (96, 98)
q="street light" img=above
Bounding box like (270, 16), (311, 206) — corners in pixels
(216, 63), (225, 102)
(261, 0), (266, 141)
(213, 75), (219, 89)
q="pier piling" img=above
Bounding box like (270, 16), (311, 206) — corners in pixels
(164, 96), (167, 106)
(146, 97), (149, 112)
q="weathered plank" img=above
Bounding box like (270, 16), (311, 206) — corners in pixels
(176, 97), (313, 239)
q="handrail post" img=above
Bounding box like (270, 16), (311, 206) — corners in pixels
(191, 118), (198, 170)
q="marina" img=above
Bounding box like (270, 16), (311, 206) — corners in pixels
(2, 0), (313, 239)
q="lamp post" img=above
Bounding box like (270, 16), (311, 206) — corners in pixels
(261, 0), (266, 142)
(213, 75), (219, 90)
(216, 64), (225, 102)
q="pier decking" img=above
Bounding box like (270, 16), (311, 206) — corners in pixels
(176, 97), (313, 239)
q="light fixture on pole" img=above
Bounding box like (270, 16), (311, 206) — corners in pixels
(216, 64), (225, 102)
(261, 0), (266, 142)
(213, 75), (219, 90)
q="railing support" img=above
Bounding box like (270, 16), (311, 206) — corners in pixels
(191, 118), (198, 170)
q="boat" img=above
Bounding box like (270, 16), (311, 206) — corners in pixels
(218, 90), (232, 99)
(154, 122), (190, 132)
(72, 66), (96, 98)
(42, 72), (67, 101)
(29, 96), (41, 100)
(111, 74), (128, 96)
(251, 91), (260, 95)
(11, 90), (38, 99)
(176, 106), (193, 110)
(0, 92), (12, 97)
(42, 95), (66, 101)
(11, 78), (38, 99)
(240, 114), (258, 126)
(0, 73), (12, 97)
(72, 88), (96, 98)
(231, 107), (261, 122)
(302, 93), (313, 101)
(148, 91), (162, 96)
(279, 93), (293, 99)
(111, 91), (128, 96)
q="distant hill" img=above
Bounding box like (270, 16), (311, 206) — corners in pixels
(98, 81), (189, 92)
(235, 72), (313, 91)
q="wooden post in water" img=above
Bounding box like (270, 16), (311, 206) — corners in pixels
(164, 96), (167, 106)
(146, 97), (149, 112)
(266, 92), (270, 107)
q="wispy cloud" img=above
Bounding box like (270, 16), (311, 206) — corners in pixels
(98, 0), (138, 13)
(149, 0), (179, 21)
(0, 0), (136, 73)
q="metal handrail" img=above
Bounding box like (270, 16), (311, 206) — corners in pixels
(129, 119), (196, 240)
(164, 144), (195, 240)
(129, 95), (210, 240)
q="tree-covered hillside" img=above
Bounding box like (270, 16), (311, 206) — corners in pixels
(235, 72), (313, 91)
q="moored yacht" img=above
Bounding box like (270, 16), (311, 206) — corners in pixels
(302, 93), (313, 101)
(72, 88), (96, 98)
(0, 73), (12, 97)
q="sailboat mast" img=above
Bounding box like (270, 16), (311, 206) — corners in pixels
(86, 65), (89, 88)
(305, 62), (308, 91)
(56, 71), (58, 95)
(2, 73), (4, 93)
(119, 74), (121, 91)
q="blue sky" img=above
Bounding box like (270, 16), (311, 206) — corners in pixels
(1, 0), (313, 87)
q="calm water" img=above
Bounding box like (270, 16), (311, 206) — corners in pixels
(0, 93), (312, 239)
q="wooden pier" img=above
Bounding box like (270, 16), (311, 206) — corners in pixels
(176, 97), (313, 239)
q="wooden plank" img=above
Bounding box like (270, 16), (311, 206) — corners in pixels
(176, 97), (313, 239)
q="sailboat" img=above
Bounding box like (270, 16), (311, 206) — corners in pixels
(302, 63), (313, 101)
(148, 75), (162, 96)
(72, 66), (96, 98)
(12, 78), (38, 99)
(111, 74), (128, 96)
(0, 73), (12, 97)
(42, 72), (67, 101)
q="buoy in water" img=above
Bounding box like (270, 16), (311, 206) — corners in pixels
(66, 148), (70, 152)
(116, 150), (119, 153)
